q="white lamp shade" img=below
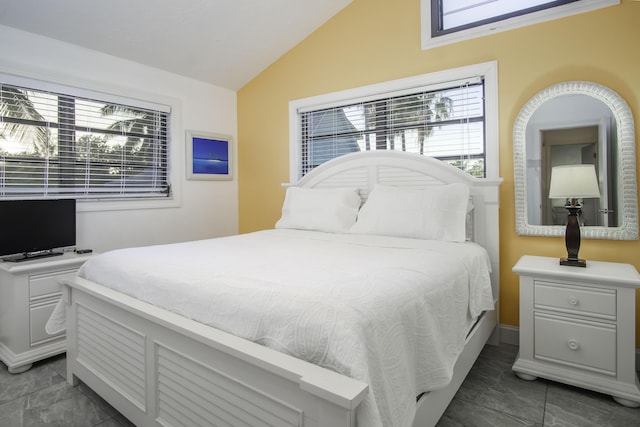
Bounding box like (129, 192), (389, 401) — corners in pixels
(548, 164), (601, 199)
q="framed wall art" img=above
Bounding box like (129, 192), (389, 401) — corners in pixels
(186, 130), (233, 180)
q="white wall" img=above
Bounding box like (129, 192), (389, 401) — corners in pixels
(0, 25), (238, 253)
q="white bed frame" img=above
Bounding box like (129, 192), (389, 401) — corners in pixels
(63, 151), (502, 427)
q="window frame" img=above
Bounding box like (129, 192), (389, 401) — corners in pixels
(0, 71), (181, 212)
(421, 0), (619, 50)
(288, 61), (499, 184)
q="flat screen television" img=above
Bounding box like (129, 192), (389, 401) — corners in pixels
(0, 199), (76, 262)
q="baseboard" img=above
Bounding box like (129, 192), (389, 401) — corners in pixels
(498, 324), (519, 347)
(497, 324), (640, 371)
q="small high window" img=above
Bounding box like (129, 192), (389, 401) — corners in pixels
(422, 0), (619, 49)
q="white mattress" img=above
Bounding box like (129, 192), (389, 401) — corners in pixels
(76, 229), (494, 427)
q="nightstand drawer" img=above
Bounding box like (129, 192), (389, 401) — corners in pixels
(30, 299), (65, 345)
(534, 281), (616, 319)
(534, 312), (616, 375)
(29, 270), (77, 299)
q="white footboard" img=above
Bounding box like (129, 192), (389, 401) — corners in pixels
(63, 277), (368, 427)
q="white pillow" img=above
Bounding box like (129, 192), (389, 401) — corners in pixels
(350, 184), (470, 242)
(275, 187), (361, 233)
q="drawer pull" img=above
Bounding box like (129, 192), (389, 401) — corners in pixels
(568, 296), (579, 306)
(567, 339), (580, 351)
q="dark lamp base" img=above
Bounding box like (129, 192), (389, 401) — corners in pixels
(561, 205), (586, 268)
(560, 257), (587, 268)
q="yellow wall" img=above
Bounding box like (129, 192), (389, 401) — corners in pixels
(237, 0), (640, 345)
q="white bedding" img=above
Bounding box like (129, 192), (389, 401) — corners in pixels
(76, 229), (494, 427)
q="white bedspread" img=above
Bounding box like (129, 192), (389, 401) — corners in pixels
(76, 229), (494, 427)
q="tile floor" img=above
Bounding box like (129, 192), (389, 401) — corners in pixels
(438, 344), (640, 427)
(0, 354), (133, 427)
(0, 343), (638, 426)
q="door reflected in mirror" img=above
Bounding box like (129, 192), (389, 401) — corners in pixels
(543, 129), (615, 227)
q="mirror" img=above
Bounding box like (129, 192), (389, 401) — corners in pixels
(514, 81), (638, 240)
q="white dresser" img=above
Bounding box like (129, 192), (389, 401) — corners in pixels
(0, 252), (92, 373)
(512, 255), (640, 407)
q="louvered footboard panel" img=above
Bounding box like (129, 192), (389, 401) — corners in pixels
(156, 344), (303, 427)
(76, 304), (146, 411)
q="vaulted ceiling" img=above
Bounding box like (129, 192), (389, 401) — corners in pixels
(0, 0), (352, 90)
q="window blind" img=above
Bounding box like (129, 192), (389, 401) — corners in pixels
(0, 82), (170, 199)
(298, 78), (485, 178)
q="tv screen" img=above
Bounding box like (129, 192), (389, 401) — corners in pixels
(0, 199), (76, 261)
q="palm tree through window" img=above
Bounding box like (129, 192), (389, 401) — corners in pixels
(0, 82), (169, 199)
(299, 80), (485, 178)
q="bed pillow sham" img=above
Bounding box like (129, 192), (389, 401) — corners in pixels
(275, 187), (361, 233)
(350, 183), (470, 242)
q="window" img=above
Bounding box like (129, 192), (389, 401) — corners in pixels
(434, 0), (580, 36)
(0, 75), (170, 200)
(422, 0), (619, 49)
(289, 62), (498, 182)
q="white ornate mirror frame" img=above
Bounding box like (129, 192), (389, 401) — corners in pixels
(514, 81), (638, 240)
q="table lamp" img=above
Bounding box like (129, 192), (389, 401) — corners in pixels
(548, 164), (601, 267)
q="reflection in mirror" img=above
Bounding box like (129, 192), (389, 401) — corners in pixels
(514, 81), (638, 240)
(527, 94), (615, 227)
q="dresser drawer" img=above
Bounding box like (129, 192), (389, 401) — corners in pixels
(29, 269), (77, 299)
(534, 312), (616, 375)
(534, 281), (616, 319)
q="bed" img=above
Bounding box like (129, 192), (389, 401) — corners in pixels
(60, 150), (502, 427)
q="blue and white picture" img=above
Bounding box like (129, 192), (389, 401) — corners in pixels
(193, 137), (229, 174)
(186, 131), (233, 180)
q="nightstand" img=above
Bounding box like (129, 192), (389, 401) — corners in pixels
(0, 252), (93, 373)
(512, 255), (640, 407)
